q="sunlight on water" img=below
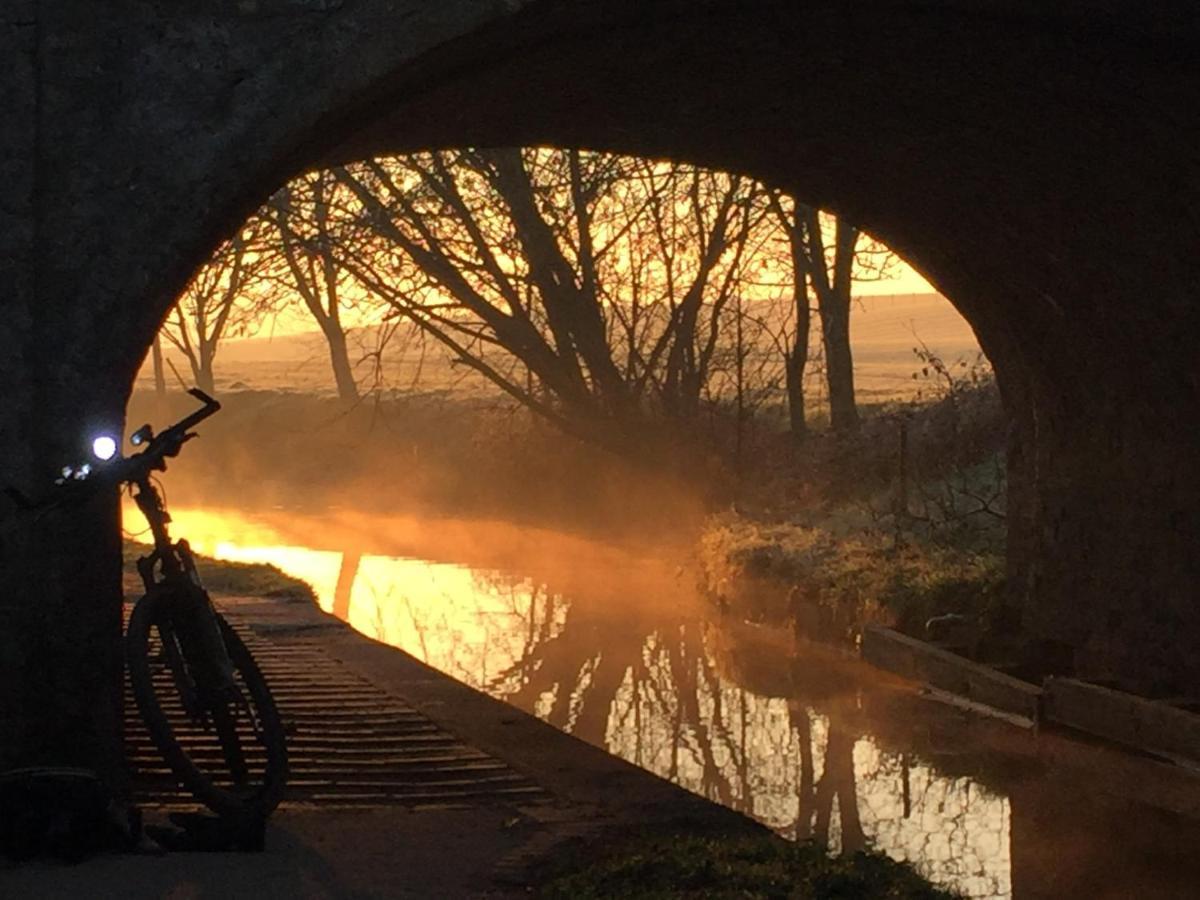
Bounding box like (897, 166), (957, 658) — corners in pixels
(128, 502), (1011, 899)
(345, 557), (569, 688)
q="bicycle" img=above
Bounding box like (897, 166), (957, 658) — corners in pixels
(15, 389), (289, 823)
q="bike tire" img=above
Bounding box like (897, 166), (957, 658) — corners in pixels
(126, 590), (288, 820)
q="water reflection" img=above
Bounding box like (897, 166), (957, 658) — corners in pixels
(136, 504), (1200, 900)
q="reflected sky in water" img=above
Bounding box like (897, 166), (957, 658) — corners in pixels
(121, 495), (1200, 898)
(139, 503), (1017, 898)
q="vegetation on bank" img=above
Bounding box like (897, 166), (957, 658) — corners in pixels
(700, 369), (1009, 646)
(121, 540), (316, 604)
(536, 831), (961, 899)
(158, 147), (898, 447)
(699, 514), (1006, 642)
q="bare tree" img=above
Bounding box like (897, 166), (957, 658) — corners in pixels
(806, 212), (859, 431)
(766, 191), (814, 439)
(266, 171), (363, 402)
(802, 211), (899, 431)
(322, 149), (765, 449)
(161, 224), (273, 393)
(188, 148), (901, 449)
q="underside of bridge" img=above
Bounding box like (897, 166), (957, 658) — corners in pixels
(1, 0), (1197, 780)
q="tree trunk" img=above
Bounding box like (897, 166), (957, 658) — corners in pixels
(785, 353), (807, 438)
(324, 325), (359, 402)
(195, 358), (216, 395)
(822, 220), (859, 431)
(823, 306), (858, 431)
(151, 335), (166, 399)
(805, 210), (859, 432)
(786, 238), (811, 440)
(483, 148), (628, 415)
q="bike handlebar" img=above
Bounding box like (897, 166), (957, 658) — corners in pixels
(120, 388), (220, 483)
(2, 389), (220, 513)
(170, 388), (222, 436)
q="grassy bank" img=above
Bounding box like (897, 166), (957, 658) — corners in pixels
(536, 831), (961, 899)
(701, 376), (1009, 647)
(698, 514), (1005, 643)
(121, 539), (316, 605)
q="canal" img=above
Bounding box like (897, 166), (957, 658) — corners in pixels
(129, 502), (1200, 899)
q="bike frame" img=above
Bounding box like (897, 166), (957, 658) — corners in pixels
(121, 393), (240, 705)
(132, 474), (188, 587)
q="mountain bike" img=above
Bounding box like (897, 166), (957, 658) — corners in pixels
(10, 389), (290, 822)
(120, 389), (288, 821)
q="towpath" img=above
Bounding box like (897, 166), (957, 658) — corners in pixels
(1, 592), (760, 898)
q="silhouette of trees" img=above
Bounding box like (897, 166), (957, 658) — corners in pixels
(764, 191), (814, 439)
(158, 147), (903, 444)
(319, 149), (769, 447)
(757, 194), (899, 436)
(266, 171), (364, 402)
(161, 223), (275, 393)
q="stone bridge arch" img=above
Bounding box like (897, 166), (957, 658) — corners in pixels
(1, 0), (1197, 778)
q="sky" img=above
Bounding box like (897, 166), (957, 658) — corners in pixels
(250, 258), (937, 341)
(853, 260), (934, 296)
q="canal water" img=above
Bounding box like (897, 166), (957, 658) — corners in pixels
(133, 503), (1200, 899)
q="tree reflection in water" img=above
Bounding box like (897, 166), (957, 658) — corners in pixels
(148, 505), (1200, 900)
(389, 567), (1013, 900)
(156, 497), (1009, 900)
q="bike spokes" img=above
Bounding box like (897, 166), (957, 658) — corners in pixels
(211, 704), (250, 787)
(135, 602), (286, 811)
(154, 620), (202, 718)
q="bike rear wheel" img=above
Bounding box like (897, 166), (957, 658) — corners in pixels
(126, 590), (288, 820)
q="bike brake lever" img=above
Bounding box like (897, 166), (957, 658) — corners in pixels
(162, 432), (197, 459)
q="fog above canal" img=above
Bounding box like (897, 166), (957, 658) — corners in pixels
(127, 498), (1017, 896)
(119, 484), (1200, 900)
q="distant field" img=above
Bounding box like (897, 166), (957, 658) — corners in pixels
(847, 292), (986, 403)
(138, 292), (985, 407)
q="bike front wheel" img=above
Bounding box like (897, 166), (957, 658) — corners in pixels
(126, 590), (288, 820)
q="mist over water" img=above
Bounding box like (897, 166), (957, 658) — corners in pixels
(129, 496), (1019, 896)
(119, 386), (1200, 900)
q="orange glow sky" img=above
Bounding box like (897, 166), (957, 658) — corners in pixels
(257, 259), (936, 339)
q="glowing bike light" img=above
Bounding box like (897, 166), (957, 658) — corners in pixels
(91, 435), (118, 461)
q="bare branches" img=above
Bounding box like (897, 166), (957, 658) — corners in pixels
(165, 146), (908, 454)
(160, 218), (274, 393)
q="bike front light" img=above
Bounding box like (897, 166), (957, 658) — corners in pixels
(91, 435), (118, 462)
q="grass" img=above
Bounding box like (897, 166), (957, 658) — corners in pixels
(700, 375), (1009, 645)
(122, 539), (316, 604)
(536, 832), (961, 899)
(698, 513), (1005, 643)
